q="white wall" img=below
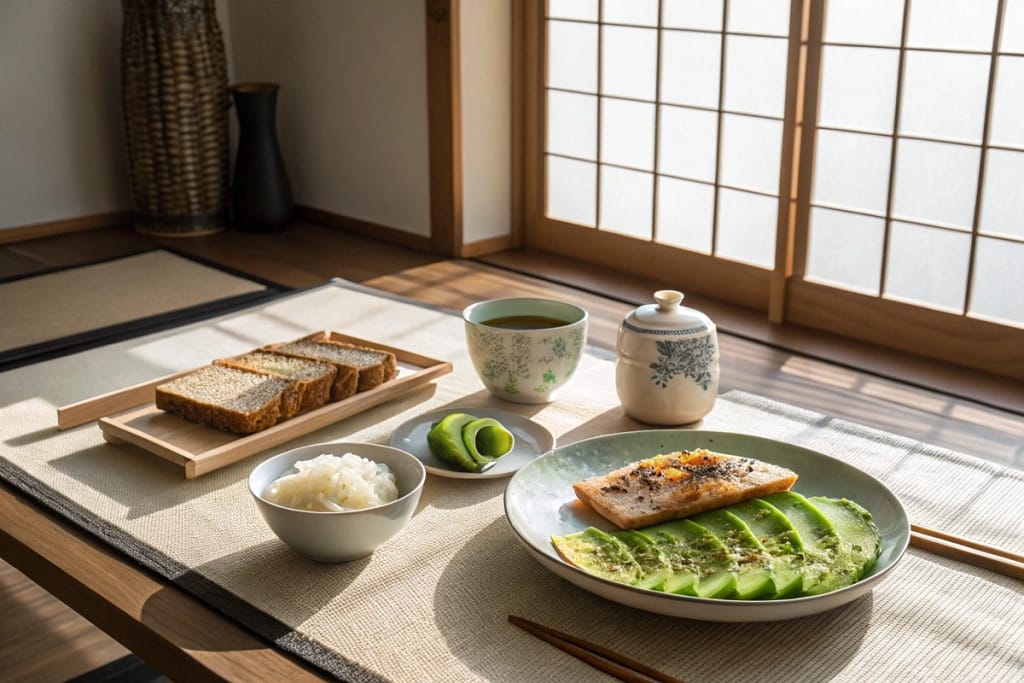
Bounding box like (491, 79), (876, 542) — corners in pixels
(0, 0), (514, 247)
(0, 0), (130, 229)
(227, 0), (433, 237)
(460, 0), (512, 243)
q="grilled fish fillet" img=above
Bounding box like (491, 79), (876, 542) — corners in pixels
(573, 449), (798, 530)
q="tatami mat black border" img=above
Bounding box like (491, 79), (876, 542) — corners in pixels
(0, 249), (289, 372)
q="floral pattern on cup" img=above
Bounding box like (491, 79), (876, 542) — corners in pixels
(465, 317), (587, 404)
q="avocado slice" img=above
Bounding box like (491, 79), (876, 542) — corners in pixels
(462, 417), (514, 464)
(641, 519), (736, 598)
(551, 494), (882, 601)
(608, 530), (672, 589)
(728, 499), (805, 599)
(761, 491), (845, 595)
(426, 413), (482, 472)
(808, 497), (882, 583)
(550, 528), (642, 584)
(690, 510), (775, 600)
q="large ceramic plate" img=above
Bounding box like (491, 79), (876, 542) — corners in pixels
(389, 406), (555, 479)
(504, 430), (910, 622)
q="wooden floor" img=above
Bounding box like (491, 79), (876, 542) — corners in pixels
(2, 221), (1021, 681)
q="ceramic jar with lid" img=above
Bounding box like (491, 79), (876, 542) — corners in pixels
(615, 290), (720, 425)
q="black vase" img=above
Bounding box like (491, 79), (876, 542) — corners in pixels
(230, 83), (294, 232)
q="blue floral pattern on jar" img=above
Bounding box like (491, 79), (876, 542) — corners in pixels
(649, 336), (716, 390)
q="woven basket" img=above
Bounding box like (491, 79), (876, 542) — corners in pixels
(121, 0), (229, 236)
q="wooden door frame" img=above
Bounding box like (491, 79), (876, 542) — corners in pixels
(517, 1), (1024, 380)
(425, 0), (463, 257)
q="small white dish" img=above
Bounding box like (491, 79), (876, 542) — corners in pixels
(389, 406), (555, 479)
(504, 430), (910, 622)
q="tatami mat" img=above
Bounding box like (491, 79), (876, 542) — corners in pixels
(0, 250), (275, 367)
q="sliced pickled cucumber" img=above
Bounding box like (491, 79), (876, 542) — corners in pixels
(462, 417), (514, 463)
(426, 412), (481, 472)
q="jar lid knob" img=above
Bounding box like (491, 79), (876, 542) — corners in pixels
(654, 289), (684, 312)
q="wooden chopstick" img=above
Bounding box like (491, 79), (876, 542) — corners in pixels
(910, 524), (1024, 581)
(508, 615), (685, 683)
(911, 524), (1024, 562)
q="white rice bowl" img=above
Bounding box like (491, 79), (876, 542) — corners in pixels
(263, 452), (399, 512)
(249, 442), (426, 562)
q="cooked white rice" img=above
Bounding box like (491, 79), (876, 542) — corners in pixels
(263, 452), (399, 512)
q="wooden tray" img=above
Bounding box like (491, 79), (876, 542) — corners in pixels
(57, 333), (453, 478)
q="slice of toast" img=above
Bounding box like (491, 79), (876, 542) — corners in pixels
(572, 449), (798, 530)
(214, 351), (337, 414)
(155, 365), (298, 434)
(265, 333), (397, 394)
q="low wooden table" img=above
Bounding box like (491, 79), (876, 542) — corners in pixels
(0, 482), (326, 681)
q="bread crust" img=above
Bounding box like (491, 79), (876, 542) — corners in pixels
(155, 366), (291, 434)
(573, 449), (798, 530)
(304, 331), (399, 387)
(265, 333), (397, 394)
(155, 391), (280, 434)
(214, 351), (337, 414)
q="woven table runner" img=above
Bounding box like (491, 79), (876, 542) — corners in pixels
(0, 250), (273, 366)
(1, 281), (1021, 682)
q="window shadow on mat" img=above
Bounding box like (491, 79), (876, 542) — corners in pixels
(47, 441), (234, 521)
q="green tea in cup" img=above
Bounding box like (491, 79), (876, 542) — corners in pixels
(479, 315), (569, 330)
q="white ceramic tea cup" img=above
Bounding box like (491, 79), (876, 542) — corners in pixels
(462, 297), (588, 403)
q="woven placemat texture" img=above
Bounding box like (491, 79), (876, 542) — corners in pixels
(1, 282), (1021, 682)
(0, 250), (265, 353)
